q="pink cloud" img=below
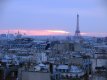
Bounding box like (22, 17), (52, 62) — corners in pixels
(0, 29), (107, 37)
(0, 29), (70, 36)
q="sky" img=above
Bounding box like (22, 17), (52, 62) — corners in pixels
(0, 0), (107, 36)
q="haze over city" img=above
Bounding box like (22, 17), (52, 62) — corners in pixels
(0, 0), (107, 36)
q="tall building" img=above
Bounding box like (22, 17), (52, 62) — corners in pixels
(74, 14), (81, 39)
(73, 14), (83, 51)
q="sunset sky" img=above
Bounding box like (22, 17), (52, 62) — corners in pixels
(0, 0), (107, 36)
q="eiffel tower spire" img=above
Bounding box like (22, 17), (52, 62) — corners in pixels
(75, 14), (81, 38)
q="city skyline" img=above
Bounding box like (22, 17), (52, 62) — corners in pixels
(0, 0), (107, 36)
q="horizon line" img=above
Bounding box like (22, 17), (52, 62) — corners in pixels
(0, 29), (107, 37)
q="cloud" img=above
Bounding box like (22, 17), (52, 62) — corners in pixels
(81, 32), (107, 37)
(0, 29), (107, 37)
(0, 29), (70, 36)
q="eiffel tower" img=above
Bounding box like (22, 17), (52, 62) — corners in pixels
(74, 14), (81, 39)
